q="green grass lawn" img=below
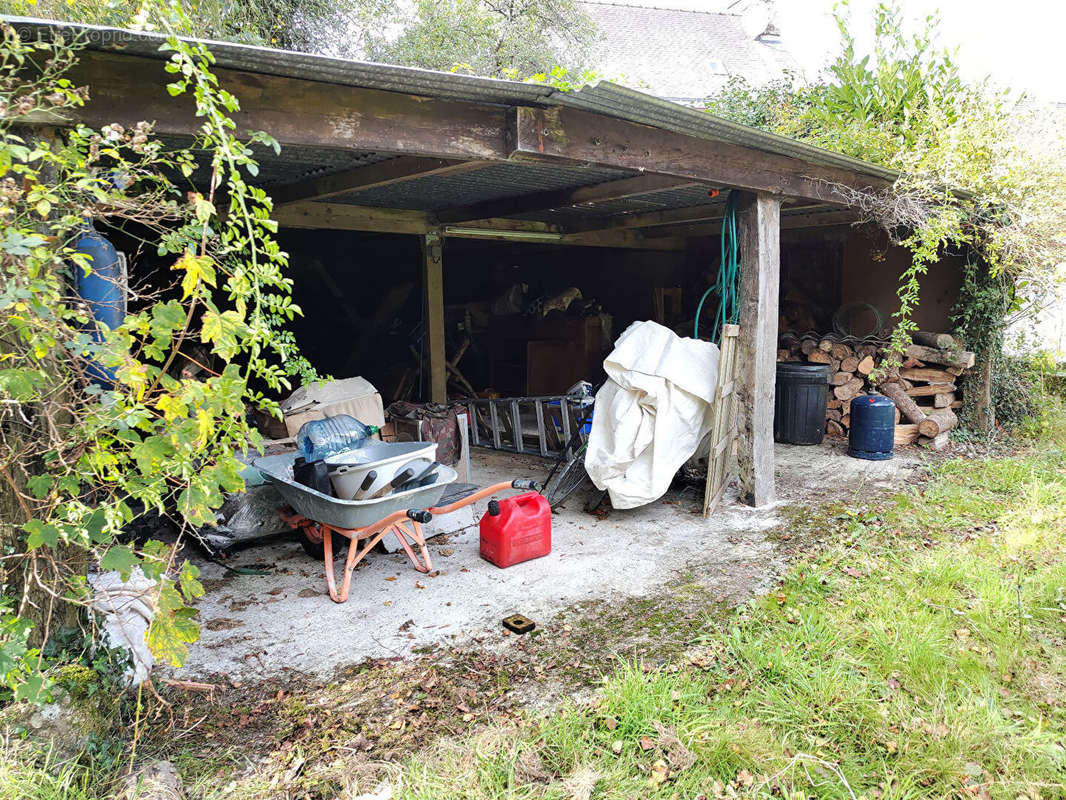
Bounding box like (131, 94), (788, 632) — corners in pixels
(397, 415), (1066, 800)
(3, 413), (1065, 800)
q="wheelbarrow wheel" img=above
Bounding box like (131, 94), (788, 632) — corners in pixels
(298, 528), (348, 561)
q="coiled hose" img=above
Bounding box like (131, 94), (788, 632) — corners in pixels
(694, 190), (741, 343)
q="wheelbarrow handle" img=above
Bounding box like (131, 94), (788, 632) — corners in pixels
(407, 509), (433, 524)
(512, 479), (543, 491)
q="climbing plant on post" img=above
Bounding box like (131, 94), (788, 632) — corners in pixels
(0, 12), (314, 700)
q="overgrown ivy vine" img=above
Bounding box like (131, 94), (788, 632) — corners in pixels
(0, 5), (315, 701)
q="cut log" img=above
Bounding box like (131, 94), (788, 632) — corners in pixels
(933, 392), (955, 408)
(818, 337), (835, 352)
(807, 350), (833, 364)
(917, 408), (958, 438)
(856, 344), (878, 359)
(826, 420), (845, 437)
(800, 338), (818, 356)
(880, 380), (927, 425)
(840, 355), (859, 373)
(826, 408), (842, 422)
(904, 382), (956, 397)
(777, 348), (791, 362)
(918, 432), (951, 451)
(832, 371), (853, 386)
(840, 413), (851, 428)
(829, 342), (853, 361)
(894, 424), (919, 446)
(946, 366), (966, 376)
(834, 376), (865, 402)
(902, 356), (925, 369)
(900, 367), (955, 384)
(827, 398), (842, 410)
(950, 399), (963, 409)
(856, 355), (876, 376)
(904, 344), (975, 371)
(893, 407), (901, 424)
(912, 330), (959, 349)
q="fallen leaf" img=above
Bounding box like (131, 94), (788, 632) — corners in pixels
(955, 628), (971, 639)
(639, 736), (656, 751)
(885, 740), (898, 754)
(603, 717), (618, 730)
(844, 566), (864, 578)
(385, 576), (397, 582)
(611, 740), (623, 755)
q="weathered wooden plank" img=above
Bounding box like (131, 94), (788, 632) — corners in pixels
(736, 192), (781, 507)
(641, 208), (862, 239)
(510, 106), (890, 204)
(567, 203), (728, 233)
(421, 231), (447, 403)
(436, 174), (697, 224)
(66, 51), (511, 159)
(272, 202), (432, 233)
(272, 157), (489, 205)
(273, 201), (686, 248)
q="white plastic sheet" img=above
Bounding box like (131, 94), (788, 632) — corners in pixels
(584, 321), (720, 509)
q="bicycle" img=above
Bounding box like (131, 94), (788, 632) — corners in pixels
(541, 400), (608, 512)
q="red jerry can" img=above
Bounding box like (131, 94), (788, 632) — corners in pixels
(479, 492), (552, 568)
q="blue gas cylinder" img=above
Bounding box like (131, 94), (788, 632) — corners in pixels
(847, 394), (896, 460)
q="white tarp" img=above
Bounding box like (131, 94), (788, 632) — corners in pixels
(585, 321), (720, 509)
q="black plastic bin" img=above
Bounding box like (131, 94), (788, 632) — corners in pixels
(774, 363), (833, 445)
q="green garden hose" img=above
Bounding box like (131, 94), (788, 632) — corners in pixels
(694, 191), (741, 343)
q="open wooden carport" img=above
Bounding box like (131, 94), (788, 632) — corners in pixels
(14, 17), (899, 507)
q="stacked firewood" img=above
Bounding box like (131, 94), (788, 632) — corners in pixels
(777, 330), (975, 450)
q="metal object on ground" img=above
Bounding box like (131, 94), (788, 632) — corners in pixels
(502, 614), (536, 635)
(255, 451), (456, 530)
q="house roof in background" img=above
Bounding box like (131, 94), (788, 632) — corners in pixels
(578, 1), (800, 102)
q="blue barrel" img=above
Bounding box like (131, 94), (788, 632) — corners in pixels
(73, 224), (126, 386)
(848, 394), (895, 460)
(74, 225), (125, 330)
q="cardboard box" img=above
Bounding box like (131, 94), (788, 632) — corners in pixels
(281, 377), (385, 438)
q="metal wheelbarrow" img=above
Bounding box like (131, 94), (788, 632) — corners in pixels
(255, 452), (538, 602)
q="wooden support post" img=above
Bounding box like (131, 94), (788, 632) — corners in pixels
(735, 192), (781, 507)
(421, 231), (447, 403)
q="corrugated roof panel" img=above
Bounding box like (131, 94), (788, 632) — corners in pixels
(327, 162), (632, 211)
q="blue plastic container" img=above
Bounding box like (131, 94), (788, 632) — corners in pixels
(848, 394), (896, 460)
(74, 224), (125, 330)
(73, 224), (126, 386)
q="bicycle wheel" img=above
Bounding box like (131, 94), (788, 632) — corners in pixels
(543, 449), (591, 509)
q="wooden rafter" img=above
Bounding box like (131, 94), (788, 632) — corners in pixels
(271, 157), (489, 205)
(270, 201), (686, 249)
(509, 106), (891, 204)
(435, 174), (700, 224)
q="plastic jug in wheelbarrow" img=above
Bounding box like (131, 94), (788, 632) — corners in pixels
(479, 492), (551, 568)
(296, 414), (380, 462)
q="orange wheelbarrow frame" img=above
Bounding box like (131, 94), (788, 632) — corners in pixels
(280, 479), (538, 603)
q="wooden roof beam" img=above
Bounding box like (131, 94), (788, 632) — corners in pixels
(270, 201), (685, 249)
(66, 51), (511, 160)
(435, 173), (701, 224)
(509, 106), (890, 205)
(271, 157), (489, 206)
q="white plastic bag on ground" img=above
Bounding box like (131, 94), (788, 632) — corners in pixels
(91, 568), (156, 685)
(585, 321), (720, 509)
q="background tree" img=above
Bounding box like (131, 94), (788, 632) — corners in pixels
(705, 2), (1066, 431)
(364, 0), (595, 77)
(0, 0), (389, 52)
